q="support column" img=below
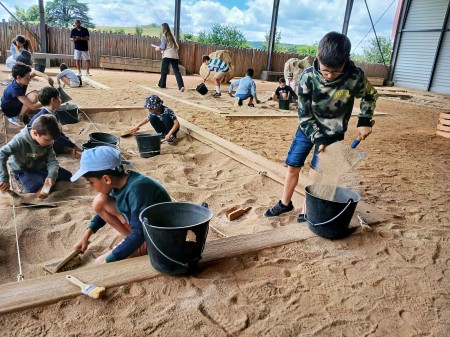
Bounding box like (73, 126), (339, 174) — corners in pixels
(266, 0), (280, 71)
(342, 0), (354, 35)
(174, 0), (181, 42)
(38, 0), (47, 52)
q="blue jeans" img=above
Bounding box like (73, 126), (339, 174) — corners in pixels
(285, 128), (320, 170)
(158, 58), (185, 90)
(149, 115), (178, 137)
(13, 167), (72, 193)
(235, 93), (253, 100)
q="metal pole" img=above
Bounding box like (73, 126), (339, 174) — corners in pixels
(266, 0), (280, 71)
(174, 0), (181, 42)
(38, 0), (47, 52)
(342, 0), (354, 35)
(388, 0), (411, 81)
(364, 0), (386, 66)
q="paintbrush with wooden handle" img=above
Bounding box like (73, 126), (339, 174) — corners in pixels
(66, 275), (106, 299)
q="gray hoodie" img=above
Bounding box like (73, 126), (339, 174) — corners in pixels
(0, 126), (59, 183)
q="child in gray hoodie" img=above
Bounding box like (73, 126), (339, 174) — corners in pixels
(0, 114), (72, 193)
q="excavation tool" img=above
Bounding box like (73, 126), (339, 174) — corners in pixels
(66, 275), (106, 299)
(43, 249), (81, 274)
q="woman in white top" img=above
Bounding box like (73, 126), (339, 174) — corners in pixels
(155, 23), (185, 92)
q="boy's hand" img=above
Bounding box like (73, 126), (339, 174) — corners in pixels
(45, 177), (55, 187)
(74, 229), (93, 253)
(318, 144), (326, 153)
(0, 182), (10, 192)
(357, 126), (373, 140)
(72, 147), (82, 159)
(130, 126), (139, 134)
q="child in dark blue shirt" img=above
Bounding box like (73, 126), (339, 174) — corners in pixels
(131, 95), (180, 143)
(71, 146), (171, 265)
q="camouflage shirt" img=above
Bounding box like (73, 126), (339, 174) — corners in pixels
(298, 59), (378, 146)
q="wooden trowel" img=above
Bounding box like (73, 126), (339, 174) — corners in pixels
(1, 189), (57, 208)
(43, 249), (81, 274)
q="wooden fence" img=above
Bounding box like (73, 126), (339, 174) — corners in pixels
(0, 21), (390, 78)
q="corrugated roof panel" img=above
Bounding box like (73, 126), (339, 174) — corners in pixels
(404, 0), (447, 30)
(430, 31), (450, 94)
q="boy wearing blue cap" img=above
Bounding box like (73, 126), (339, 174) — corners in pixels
(130, 95), (180, 143)
(71, 146), (171, 265)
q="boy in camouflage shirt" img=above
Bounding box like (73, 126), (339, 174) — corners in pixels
(265, 31), (378, 219)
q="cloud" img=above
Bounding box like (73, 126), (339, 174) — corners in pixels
(1, 0), (397, 52)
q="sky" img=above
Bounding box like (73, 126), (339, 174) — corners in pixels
(2, 0), (399, 54)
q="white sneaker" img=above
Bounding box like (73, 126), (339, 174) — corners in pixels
(77, 71), (82, 76)
(180, 87), (185, 92)
(85, 71), (91, 77)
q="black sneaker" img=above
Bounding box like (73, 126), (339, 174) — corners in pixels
(297, 214), (307, 223)
(264, 200), (294, 217)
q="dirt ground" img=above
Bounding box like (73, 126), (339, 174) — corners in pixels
(0, 67), (449, 336)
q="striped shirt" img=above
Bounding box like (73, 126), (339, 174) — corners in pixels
(207, 58), (229, 72)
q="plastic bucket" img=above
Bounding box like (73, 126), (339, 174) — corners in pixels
(89, 132), (119, 146)
(278, 99), (290, 110)
(55, 104), (79, 125)
(81, 141), (116, 150)
(140, 202), (212, 274)
(135, 133), (161, 158)
(34, 64), (46, 73)
(304, 184), (361, 239)
(196, 83), (208, 95)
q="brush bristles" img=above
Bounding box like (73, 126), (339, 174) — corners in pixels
(87, 286), (106, 299)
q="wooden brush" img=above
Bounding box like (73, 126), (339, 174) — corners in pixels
(43, 249), (81, 274)
(66, 275), (106, 299)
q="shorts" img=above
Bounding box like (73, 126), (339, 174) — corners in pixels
(115, 222), (148, 257)
(1, 99), (23, 118)
(69, 80), (80, 88)
(213, 71), (227, 81)
(74, 50), (90, 61)
(285, 127), (320, 170)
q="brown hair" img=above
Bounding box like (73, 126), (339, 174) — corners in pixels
(161, 23), (178, 49)
(31, 114), (62, 140)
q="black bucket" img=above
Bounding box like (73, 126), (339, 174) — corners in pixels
(57, 86), (72, 104)
(34, 64), (46, 73)
(89, 132), (119, 146)
(55, 104), (79, 125)
(81, 141), (116, 150)
(135, 133), (161, 158)
(196, 83), (208, 95)
(278, 99), (290, 110)
(140, 202), (212, 275)
(304, 184), (361, 239)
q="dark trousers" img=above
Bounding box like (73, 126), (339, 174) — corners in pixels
(13, 167), (72, 193)
(149, 114), (178, 137)
(158, 58), (185, 90)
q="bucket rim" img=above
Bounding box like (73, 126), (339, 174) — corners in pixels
(139, 201), (213, 229)
(134, 133), (162, 139)
(305, 184), (361, 203)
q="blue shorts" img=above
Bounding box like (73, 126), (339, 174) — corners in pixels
(285, 128), (320, 170)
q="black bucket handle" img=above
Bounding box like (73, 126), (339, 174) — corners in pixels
(304, 198), (354, 227)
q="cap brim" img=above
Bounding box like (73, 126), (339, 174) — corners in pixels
(70, 168), (88, 182)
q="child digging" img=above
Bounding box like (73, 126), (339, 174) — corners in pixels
(0, 114), (72, 193)
(28, 86), (82, 157)
(264, 31), (378, 221)
(130, 95), (180, 144)
(228, 68), (260, 107)
(71, 146), (171, 265)
(56, 63), (82, 88)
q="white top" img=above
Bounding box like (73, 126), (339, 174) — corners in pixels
(56, 69), (80, 85)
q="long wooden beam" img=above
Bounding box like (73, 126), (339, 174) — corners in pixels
(177, 116), (386, 226)
(0, 223), (314, 315)
(78, 106), (143, 113)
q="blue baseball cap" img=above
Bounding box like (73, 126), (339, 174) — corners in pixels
(70, 146), (131, 182)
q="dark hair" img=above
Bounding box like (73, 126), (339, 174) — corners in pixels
(246, 68), (254, 77)
(161, 23), (178, 49)
(202, 55), (210, 62)
(11, 63), (32, 79)
(317, 31), (351, 68)
(279, 77), (286, 84)
(38, 86), (60, 106)
(15, 35), (26, 44)
(60, 63), (68, 71)
(83, 168), (127, 179)
(31, 114), (62, 139)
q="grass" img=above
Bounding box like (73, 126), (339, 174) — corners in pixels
(94, 25), (161, 37)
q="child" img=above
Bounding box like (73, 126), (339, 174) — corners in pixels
(6, 35), (33, 69)
(130, 95), (180, 143)
(56, 63), (81, 88)
(228, 68), (260, 107)
(1, 62), (41, 126)
(71, 146), (171, 265)
(286, 72), (297, 98)
(0, 114), (72, 193)
(272, 77), (298, 103)
(264, 31), (377, 220)
(202, 55), (230, 97)
(16, 50), (54, 87)
(28, 86), (82, 156)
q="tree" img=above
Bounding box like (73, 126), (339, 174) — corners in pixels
(297, 44), (317, 56)
(198, 24), (249, 48)
(361, 35), (393, 64)
(46, 0), (94, 28)
(135, 26), (143, 36)
(263, 30), (284, 52)
(14, 5), (40, 23)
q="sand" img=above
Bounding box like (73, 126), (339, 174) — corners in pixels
(0, 67), (449, 336)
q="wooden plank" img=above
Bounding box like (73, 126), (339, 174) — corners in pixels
(367, 77), (385, 86)
(177, 116), (387, 227)
(439, 118), (450, 126)
(78, 106), (143, 113)
(436, 130), (450, 139)
(440, 113), (450, 120)
(437, 124), (450, 132)
(0, 223), (315, 315)
(81, 77), (111, 90)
